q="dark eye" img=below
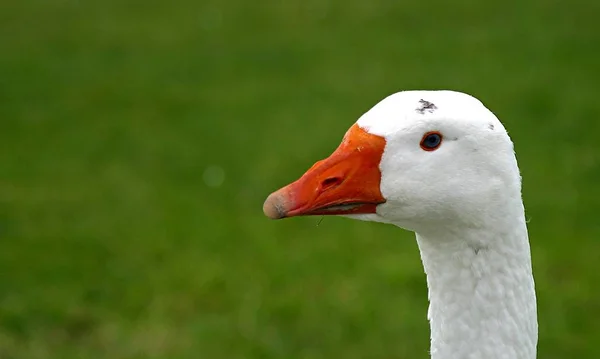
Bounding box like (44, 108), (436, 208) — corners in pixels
(420, 132), (443, 151)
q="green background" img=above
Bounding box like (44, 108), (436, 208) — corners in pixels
(1, 0), (599, 358)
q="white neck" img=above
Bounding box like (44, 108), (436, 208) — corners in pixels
(410, 201), (537, 359)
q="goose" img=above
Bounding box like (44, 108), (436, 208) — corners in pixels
(263, 90), (537, 359)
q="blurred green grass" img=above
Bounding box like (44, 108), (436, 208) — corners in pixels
(1, 0), (599, 358)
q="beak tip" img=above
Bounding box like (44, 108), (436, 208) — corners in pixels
(263, 192), (288, 219)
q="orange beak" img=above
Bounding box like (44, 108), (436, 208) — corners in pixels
(263, 124), (386, 219)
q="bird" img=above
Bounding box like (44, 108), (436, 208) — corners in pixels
(263, 90), (537, 359)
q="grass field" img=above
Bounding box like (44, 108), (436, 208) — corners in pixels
(1, 0), (600, 358)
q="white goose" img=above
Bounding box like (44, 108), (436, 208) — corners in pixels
(263, 90), (537, 359)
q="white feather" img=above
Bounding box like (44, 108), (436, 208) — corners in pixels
(351, 90), (537, 359)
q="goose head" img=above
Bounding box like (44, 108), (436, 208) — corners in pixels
(263, 90), (522, 234)
(263, 90), (538, 359)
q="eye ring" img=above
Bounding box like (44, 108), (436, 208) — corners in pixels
(420, 131), (443, 151)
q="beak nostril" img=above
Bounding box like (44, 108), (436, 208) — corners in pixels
(321, 177), (343, 191)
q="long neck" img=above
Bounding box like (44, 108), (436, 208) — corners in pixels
(413, 203), (537, 359)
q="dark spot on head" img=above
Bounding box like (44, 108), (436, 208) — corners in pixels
(488, 124), (495, 130)
(471, 244), (488, 255)
(416, 99), (437, 114)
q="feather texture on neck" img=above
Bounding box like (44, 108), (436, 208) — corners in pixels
(412, 204), (537, 359)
